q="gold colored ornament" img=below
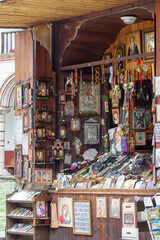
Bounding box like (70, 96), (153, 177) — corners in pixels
(91, 66), (95, 96)
(74, 68), (78, 93)
(71, 72), (74, 99)
(95, 66), (100, 86)
(80, 70), (83, 99)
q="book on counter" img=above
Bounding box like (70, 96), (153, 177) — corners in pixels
(8, 191), (40, 201)
(9, 207), (33, 217)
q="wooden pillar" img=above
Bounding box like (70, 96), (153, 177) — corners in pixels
(156, 0), (160, 75)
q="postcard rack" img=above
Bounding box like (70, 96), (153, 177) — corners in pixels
(6, 190), (49, 240)
(144, 193), (160, 240)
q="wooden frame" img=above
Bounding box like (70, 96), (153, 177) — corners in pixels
(135, 132), (146, 146)
(35, 149), (45, 164)
(125, 30), (141, 56)
(96, 197), (107, 218)
(15, 85), (22, 109)
(58, 197), (73, 227)
(36, 80), (48, 97)
(133, 108), (146, 130)
(23, 156), (30, 181)
(22, 83), (30, 108)
(34, 168), (52, 184)
(64, 100), (75, 116)
(23, 111), (29, 132)
(71, 118), (80, 131)
(113, 44), (125, 70)
(14, 146), (23, 177)
(64, 141), (70, 150)
(84, 118), (100, 145)
(36, 128), (45, 139)
(64, 154), (72, 165)
(109, 197), (120, 219)
(28, 107), (33, 129)
(73, 200), (92, 235)
(112, 109), (120, 124)
(142, 28), (154, 62)
(29, 88), (33, 105)
(59, 89), (66, 104)
(79, 80), (100, 115)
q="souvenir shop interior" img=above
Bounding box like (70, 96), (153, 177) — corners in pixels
(6, 1), (160, 240)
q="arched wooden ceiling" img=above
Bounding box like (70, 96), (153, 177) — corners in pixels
(0, 0), (143, 28)
(61, 6), (154, 66)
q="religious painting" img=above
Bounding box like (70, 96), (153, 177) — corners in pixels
(34, 168), (52, 184)
(112, 98), (119, 108)
(142, 28), (154, 62)
(35, 149), (45, 164)
(64, 142), (70, 150)
(36, 201), (46, 218)
(28, 108), (33, 129)
(135, 132), (146, 146)
(64, 101), (75, 116)
(96, 197), (107, 218)
(15, 85), (22, 109)
(58, 197), (73, 227)
(59, 89), (66, 104)
(23, 157), (29, 181)
(109, 197), (120, 219)
(114, 44), (125, 70)
(156, 148), (160, 168)
(84, 118), (100, 145)
(133, 108), (146, 130)
(125, 31), (141, 56)
(23, 111), (29, 132)
(46, 127), (55, 138)
(36, 128), (45, 139)
(29, 88), (33, 105)
(71, 118), (80, 131)
(112, 109), (120, 125)
(41, 111), (48, 122)
(64, 154), (72, 165)
(73, 138), (82, 155)
(79, 81), (100, 115)
(22, 83), (30, 108)
(14, 146), (23, 177)
(37, 81), (48, 97)
(59, 126), (66, 138)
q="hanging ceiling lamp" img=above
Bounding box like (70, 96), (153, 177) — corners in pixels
(121, 16), (137, 25)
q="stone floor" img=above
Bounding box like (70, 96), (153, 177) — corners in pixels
(0, 179), (15, 239)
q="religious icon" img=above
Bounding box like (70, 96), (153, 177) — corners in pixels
(36, 201), (46, 217)
(36, 128), (45, 138)
(23, 83), (30, 108)
(112, 109), (120, 124)
(133, 108), (145, 130)
(23, 111), (29, 132)
(14, 146), (23, 177)
(59, 89), (66, 104)
(125, 31), (141, 56)
(28, 108), (33, 129)
(142, 28), (154, 62)
(23, 157), (29, 181)
(64, 101), (75, 116)
(73, 138), (82, 155)
(110, 197), (120, 219)
(84, 118), (100, 145)
(64, 142), (70, 150)
(71, 118), (80, 131)
(96, 197), (107, 218)
(64, 154), (72, 165)
(58, 198), (73, 227)
(135, 132), (146, 146)
(16, 85), (22, 109)
(35, 149), (45, 163)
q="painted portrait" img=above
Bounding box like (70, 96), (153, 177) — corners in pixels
(135, 132), (146, 146)
(58, 197), (73, 227)
(125, 31), (141, 56)
(96, 197), (107, 218)
(16, 85), (22, 109)
(112, 109), (120, 125)
(36, 200), (46, 217)
(133, 108), (145, 130)
(110, 197), (120, 219)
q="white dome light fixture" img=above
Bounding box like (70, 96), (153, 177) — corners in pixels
(121, 16), (137, 25)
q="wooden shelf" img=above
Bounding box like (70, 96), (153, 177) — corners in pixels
(7, 230), (33, 236)
(7, 215), (33, 220)
(7, 200), (33, 204)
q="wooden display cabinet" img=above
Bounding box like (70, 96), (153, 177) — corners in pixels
(6, 191), (49, 240)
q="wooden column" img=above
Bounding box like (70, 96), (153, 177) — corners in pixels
(156, 0), (160, 75)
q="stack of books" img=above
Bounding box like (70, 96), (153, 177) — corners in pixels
(8, 223), (33, 233)
(8, 191), (40, 201)
(9, 207), (33, 217)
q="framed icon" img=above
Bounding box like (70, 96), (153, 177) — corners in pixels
(71, 118), (80, 131)
(22, 83), (30, 108)
(15, 85), (22, 109)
